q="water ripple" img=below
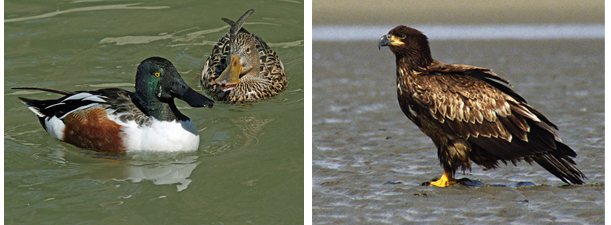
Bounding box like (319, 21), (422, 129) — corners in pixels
(5, 3), (169, 23)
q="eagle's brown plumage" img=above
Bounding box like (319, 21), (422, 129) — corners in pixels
(379, 25), (585, 186)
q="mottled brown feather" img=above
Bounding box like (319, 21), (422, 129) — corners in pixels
(201, 11), (287, 102)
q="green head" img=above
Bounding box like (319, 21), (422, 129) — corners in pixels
(136, 57), (214, 108)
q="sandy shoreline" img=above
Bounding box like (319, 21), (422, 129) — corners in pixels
(313, 0), (604, 25)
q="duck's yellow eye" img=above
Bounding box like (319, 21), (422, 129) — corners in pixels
(154, 72), (160, 77)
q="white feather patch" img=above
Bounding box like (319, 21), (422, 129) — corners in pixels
(107, 113), (200, 152)
(24, 104), (46, 117)
(408, 105), (417, 117)
(44, 116), (65, 140)
(63, 93), (105, 102)
(82, 95), (107, 102)
(46, 102), (66, 109)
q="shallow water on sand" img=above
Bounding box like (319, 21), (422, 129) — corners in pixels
(312, 39), (603, 224)
(5, 1), (304, 224)
(312, 24), (604, 41)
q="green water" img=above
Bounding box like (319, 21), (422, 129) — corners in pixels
(5, 1), (304, 224)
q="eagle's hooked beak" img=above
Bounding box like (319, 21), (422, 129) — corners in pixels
(378, 34), (391, 50)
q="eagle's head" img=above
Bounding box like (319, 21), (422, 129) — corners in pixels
(379, 25), (433, 67)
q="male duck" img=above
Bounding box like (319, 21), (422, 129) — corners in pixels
(201, 9), (288, 101)
(14, 57), (214, 153)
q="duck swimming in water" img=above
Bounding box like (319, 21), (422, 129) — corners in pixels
(14, 57), (213, 153)
(201, 9), (287, 101)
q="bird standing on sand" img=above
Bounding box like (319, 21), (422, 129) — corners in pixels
(378, 25), (585, 187)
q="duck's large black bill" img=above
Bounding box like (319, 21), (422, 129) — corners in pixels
(171, 78), (214, 108)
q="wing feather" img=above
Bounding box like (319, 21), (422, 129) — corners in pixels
(410, 62), (564, 160)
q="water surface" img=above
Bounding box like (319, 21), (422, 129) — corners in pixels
(313, 24), (604, 41)
(5, 1), (304, 224)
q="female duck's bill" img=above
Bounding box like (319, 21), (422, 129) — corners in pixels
(215, 55), (242, 92)
(13, 57), (214, 153)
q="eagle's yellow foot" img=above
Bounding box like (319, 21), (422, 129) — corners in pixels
(429, 171), (456, 187)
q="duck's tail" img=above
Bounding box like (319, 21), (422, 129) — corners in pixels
(225, 9), (254, 36)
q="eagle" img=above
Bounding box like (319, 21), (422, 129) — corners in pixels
(378, 25), (585, 187)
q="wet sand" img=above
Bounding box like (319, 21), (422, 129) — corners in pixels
(312, 40), (604, 224)
(313, 0), (604, 25)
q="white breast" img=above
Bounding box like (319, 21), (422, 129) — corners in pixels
(112, 116), (200, 152)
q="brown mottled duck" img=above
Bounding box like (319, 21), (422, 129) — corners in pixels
(201, 9), (287, 102)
